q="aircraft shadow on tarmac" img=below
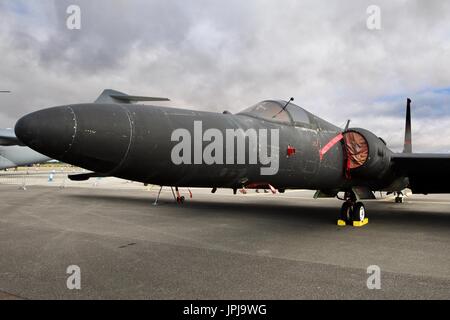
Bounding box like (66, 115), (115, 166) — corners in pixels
(66, 193), (450, 229)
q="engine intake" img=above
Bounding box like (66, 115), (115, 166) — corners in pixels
(343, 128), (392, 180)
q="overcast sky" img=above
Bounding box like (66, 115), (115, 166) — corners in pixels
(1, 0), (450, 152)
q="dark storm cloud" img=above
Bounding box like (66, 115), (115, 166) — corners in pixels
(1, 0), (450, 152)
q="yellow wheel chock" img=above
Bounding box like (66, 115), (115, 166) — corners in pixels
(337, 218), (369, 227)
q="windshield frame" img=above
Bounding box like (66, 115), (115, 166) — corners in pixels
(238, 100), (317, 129)
(238, 100), (294, 125)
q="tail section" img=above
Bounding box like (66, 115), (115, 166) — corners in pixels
(403, 98), (412, 153)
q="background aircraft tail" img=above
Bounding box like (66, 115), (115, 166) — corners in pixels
(94, 89), (170, 104)
(403, 98), (412, 153)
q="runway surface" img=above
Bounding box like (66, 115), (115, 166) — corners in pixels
(0, 183), (449, 299)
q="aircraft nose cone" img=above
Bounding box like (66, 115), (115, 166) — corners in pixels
(15, 106), (76, 159)
(16, 103), (133, 174)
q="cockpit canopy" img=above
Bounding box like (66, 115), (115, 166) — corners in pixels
(238, 100), (311, 125)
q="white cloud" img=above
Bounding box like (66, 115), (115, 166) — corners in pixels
(1, 0), (450, 152)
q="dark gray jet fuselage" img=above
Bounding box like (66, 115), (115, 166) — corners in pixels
(14, 99), (403, 194)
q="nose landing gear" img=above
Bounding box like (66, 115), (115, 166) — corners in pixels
(337, 191), (369, 227)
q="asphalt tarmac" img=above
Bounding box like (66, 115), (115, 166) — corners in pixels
(0, 184), (449, 299)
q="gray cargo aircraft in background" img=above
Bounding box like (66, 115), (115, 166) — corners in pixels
(14, 89), (450, 226)
(0, 128), (51, 169)
(0, 91), (50, 169)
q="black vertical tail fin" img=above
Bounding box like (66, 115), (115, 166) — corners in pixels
(403, 98), (412, 153)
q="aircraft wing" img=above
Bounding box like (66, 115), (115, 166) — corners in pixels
(0, 145), (51, 169)
(0, 128), (24, 146)
(391, 153), (450, 193)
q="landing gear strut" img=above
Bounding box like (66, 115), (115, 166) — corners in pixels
(153, 186), (187, 205)
(153, 186), (164, 206)
(175, 187), (185, 204)
(338, 191), (369, 227)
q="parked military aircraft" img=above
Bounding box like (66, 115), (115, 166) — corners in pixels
(0, 91), (50, 169)
(14, 89), (450, 226)
(0, 128), (51, 169)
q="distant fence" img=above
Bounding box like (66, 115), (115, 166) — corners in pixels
(0, 168), (96, 189)
(0, 167), (154, 191)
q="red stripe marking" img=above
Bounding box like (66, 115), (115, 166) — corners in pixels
(319, 133), (343, 160)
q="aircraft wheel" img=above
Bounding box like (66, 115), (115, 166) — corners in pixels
(351, 202), (366, 222)
(395, 196), (403, 203)
(340, 202), (353, 222)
